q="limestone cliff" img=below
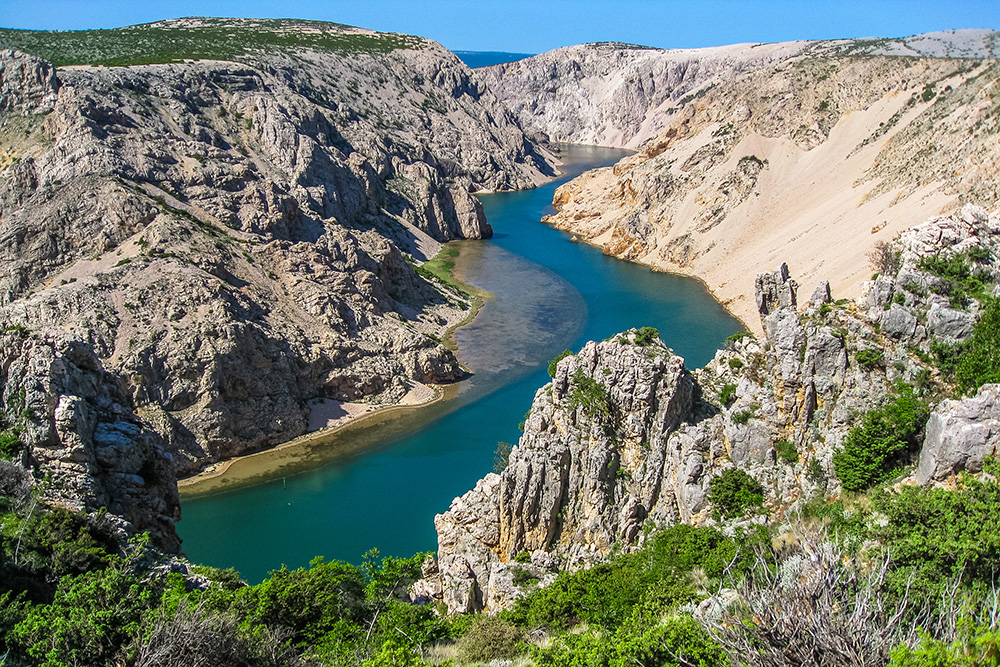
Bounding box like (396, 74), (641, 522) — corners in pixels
(481, 33), (1000, 331)
(429, 205), (1000, 613)
(0, 327), (180, 551)
(0, 20), (555, 475)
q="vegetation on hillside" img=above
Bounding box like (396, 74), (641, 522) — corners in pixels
(0, 19), (426, 67)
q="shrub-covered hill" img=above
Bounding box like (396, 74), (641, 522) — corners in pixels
(0, 18), (427, 67)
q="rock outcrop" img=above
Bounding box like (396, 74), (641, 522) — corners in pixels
(428, 206), (1000, 613)
(493, 38), (1000, 330)
(0, 327), (180, 551)
(0, 21), (556, 474)
(917, 385), (1000, 484)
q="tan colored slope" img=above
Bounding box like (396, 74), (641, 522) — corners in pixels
(544, 58), (1000, 333)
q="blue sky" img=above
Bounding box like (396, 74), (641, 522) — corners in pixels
(2, 0), (998, 54)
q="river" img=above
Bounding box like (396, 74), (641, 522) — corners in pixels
(178, 145), (744, 582)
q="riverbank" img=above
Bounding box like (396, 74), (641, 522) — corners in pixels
(178, 381), (450, 497)
(179, 246), (486, 498)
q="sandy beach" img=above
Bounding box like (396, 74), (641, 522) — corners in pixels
(178, 381), (444, 496)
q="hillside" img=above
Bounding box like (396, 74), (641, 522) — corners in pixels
(0, 19), (555, 483)
(478, 33), (1000, 331)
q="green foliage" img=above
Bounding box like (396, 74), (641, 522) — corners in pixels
(10, 540), (166, 667)
(0, 506), (120, 590)
(719, 383), (737, 407)
(456, 615), (525, 663)
(917, 251), (989, 309)
(889, 623), (1000, 666)
(725, 332), (752, 346)
(728, 357), (744, 371)
(361, 640), (423, 667)
(930, 338), (964, 379)
(731, 408), (755, 425)
(632, 327), (659, 347)
(568, 370), (615, 428)
(513, 551), (531, 564)
(507, 525), (743, 634)
(806, 458), (826, 485)
(774, 439), (799, 464)
(233, 556), (366, 645)
(921, 82), (937, 102)
(855, 347), (884, 371)
(548, 350), (573, 377)
(708, 468), (764, 519)
(955, 296), (1000, 395)
(870, 461), (1000, 598)
(832, 383), (928, 492)
(0, 20), (425, 67)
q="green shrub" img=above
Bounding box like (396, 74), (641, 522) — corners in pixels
(568, 370), (615, 428)
(493, 441), (512, 473)
(832, 383), (928, 492)
(719, 383), (737, 407)
(871, 459), (1000, 598)
(889, 626), (1000, 667)
(633, 327), (659, 346)
(456, 616), (525, 663)
(917, 252), (988, 309)
(731, 408), (755, 425)
(548, 350), (573, 377)
(774, 439), (799, 464)
(729, 357), (744, 371)
(855, 347), (884, 371)
(955, 296), (1000, 395)
(726, 332), (752, 346)
(709, 468), (764, 519)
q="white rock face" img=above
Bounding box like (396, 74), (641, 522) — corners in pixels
(918, 385), (1000, 484)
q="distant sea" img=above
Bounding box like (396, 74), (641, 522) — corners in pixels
(453, 50), (534, 68)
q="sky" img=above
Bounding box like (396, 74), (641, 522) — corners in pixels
(2, 0), (999, 54)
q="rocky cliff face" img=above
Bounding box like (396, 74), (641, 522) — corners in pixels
(428, 205), (1000, 613)
(483, 35), (1000, 331)
(0, 327), (180, 551)
(478, 31), (1000, 149)
(0, 20), (555, 475)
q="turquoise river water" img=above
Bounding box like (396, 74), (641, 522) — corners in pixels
(179, 145), (745, 582)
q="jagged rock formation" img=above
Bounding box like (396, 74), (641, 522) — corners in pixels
(0, 21), (556, 474)
(484, 35), (1000, 330)
(428, 205), (1000, 613)
(0, 327), (180, 551)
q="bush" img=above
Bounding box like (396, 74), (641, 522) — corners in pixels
(855, 348), (884, 372)
(493, 441), (512, 473)
(709, 468), (764, 519)
(955, 296), (1000, 395)
(870, 460), (1000, 597)
(568, 370), (615, 429)
(456, 616), (525, 663)
(548, 350), (573, 378)
(731, 408), (755, 425)
(869, 241), (902, 276)
(132, 603), (305, 667)
(633, 327), (659, 346)
(774, 439), (799, 464)
(719, 383), (737, 407)
(832, 383), (928, 492)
